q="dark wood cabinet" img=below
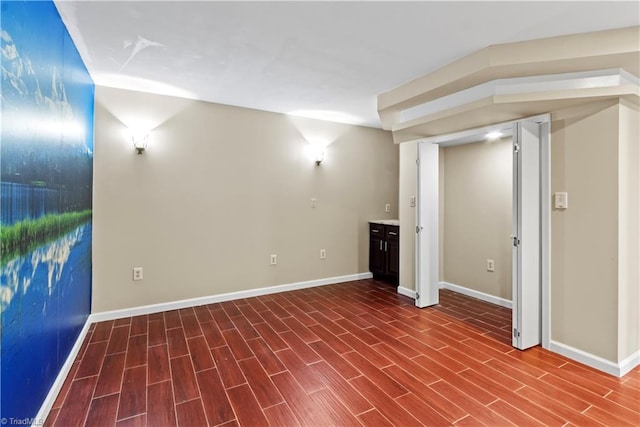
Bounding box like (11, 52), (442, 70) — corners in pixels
(369, 224), (386, 277)
(369, 223), (399, 285)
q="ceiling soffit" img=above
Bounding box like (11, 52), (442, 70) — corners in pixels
(378, 26), (640, 141)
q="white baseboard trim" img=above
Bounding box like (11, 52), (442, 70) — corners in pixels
(439, 281), (512, 309)
(619, 350), (640, 377)
(90, 272), (373, 323)
(549, 340), (640, 378)
(33, 318), (92, 426)
(397, 286), (417, 299)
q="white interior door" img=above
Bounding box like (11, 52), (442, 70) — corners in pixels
(512, 121), (541, 349)
(416, 142), (439, 308)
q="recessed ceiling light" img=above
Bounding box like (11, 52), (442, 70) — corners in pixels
(486, 131), (503, 140)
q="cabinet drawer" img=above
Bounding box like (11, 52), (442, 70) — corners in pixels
(385, 226), (399, 242)
(370, 223), (384, 236)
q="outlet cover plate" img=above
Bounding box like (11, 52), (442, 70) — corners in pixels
(487, 259), (495, 272)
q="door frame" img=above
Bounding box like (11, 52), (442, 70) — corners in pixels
(415, 114), (551, 350)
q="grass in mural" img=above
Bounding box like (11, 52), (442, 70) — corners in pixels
(1, 210), (92, 264)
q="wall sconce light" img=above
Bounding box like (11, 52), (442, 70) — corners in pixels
(131, 130), (149, 155)
(308, 141), (327, 166)
(312, 147), (325, 166)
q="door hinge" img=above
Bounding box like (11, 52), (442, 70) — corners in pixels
(416, 226), (422, 234)
(415, 293), (420, 300)
(416, 158), (420, 165)
(513, 328), (520, 338)
(512, 236), (520, 247)
(514, 144), (520, 153)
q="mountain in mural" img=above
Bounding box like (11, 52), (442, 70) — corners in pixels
(1, 29), (93, 198)
(1, 24), (93, 261)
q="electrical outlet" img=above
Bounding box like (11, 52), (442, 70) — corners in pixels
(385, 203), (391, 212)
(410, 196), (416, 207)
(487, 259), (495, 272)
(270, 254), (277, 265)
(320, 249), (326, 259)
(133, 267), (144, 281)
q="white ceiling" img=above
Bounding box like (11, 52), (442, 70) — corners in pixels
(54, 1), (640, 128)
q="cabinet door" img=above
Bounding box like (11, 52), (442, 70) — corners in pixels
(384, 226), (400, 283)
(369, 235), (385, 276)
(386, 238), (400, 284)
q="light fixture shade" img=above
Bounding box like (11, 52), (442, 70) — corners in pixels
(312, 146), (325, 165)
(308, 140), (327, 166)
(131, 131), (149, 154)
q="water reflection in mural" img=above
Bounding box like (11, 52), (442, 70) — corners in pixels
(1, 0), (94, 420)
(0, 225), (92, 419)
(1, 224), (89, 312)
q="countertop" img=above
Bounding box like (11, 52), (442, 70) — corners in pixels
(369, 219), (400, 226)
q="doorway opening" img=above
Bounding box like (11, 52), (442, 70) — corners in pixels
(415, 115), (551, 351)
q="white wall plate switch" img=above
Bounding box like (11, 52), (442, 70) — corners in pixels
(554, 192), (568, 209)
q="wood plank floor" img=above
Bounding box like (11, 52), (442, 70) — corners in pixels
(46, 279), (640, 426)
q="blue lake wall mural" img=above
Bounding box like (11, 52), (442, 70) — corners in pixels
(1, 0), (94, 420)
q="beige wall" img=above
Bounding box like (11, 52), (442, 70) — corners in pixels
(443, 138), (513, 300)
(551, 101), (620, 362)
(399, 141), (417, 290)
(618, 100), (640, 362)
(93, 86), (398, 312)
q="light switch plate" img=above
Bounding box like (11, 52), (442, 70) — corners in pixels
(555, 192), (568, 209)
(410, 196), (416, 207)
